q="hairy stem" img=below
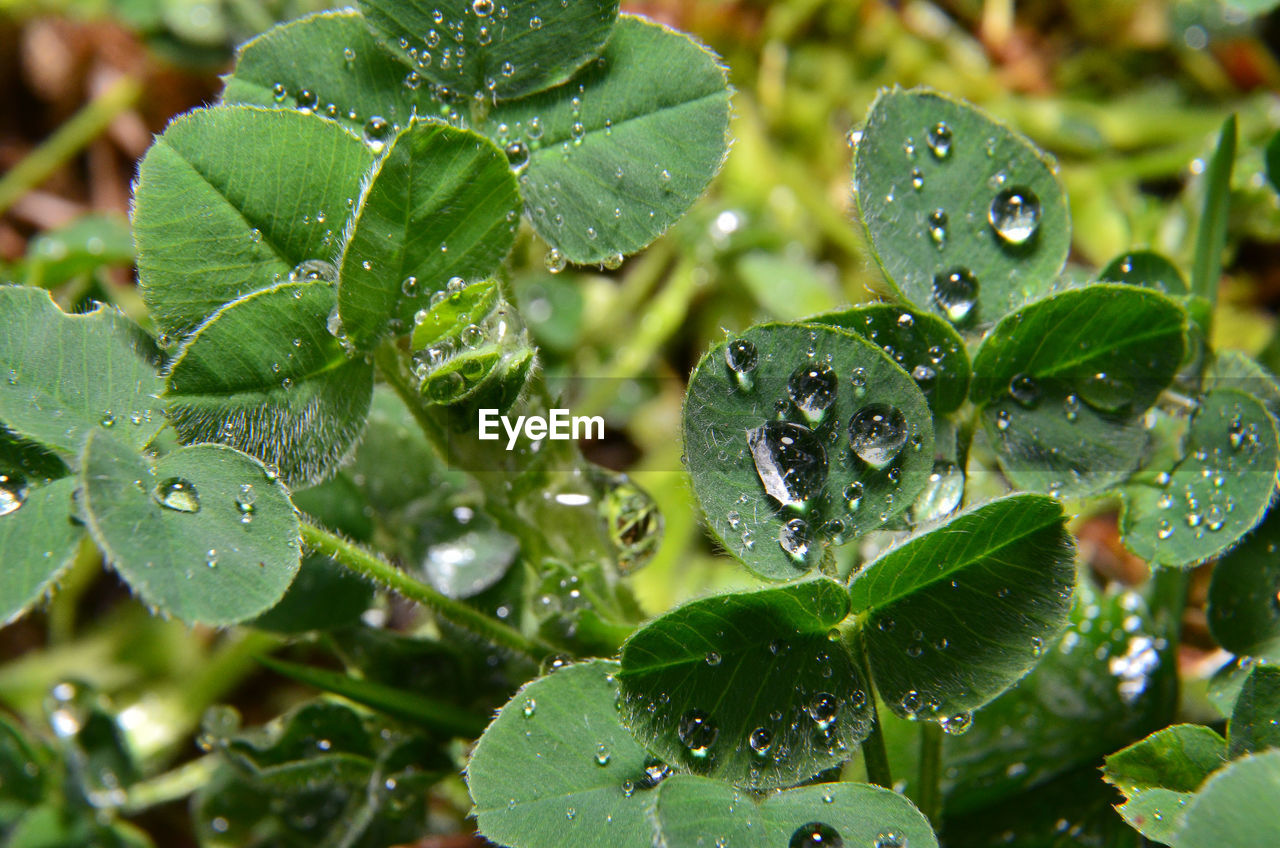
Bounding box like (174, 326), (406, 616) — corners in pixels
(300, 520), (558, 660)
(121, 755), (219, 815)
(0, 76), (140, 215)
(917, 721), (944, 825)
(850, 629), (894, 789)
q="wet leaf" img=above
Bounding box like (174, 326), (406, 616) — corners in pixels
(1103, 724), (1227, 844)
(1207, 506), (1280, 662)
(1228, 663), (1280, 757)
(1173, 749), (1280, 848)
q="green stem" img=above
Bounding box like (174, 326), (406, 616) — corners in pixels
(850, 630), (893, 789)
(1190, 115), (1237, 331)
(1150, 566), (1190, 648)
(121, 755), (219, 814)
(917, 721), (944, 826)
(300, 520), (558, 659)
(0, 76), (140, 216)
(46, 537), (101, 644)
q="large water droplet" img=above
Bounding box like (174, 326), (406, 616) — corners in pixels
(912, 461), (964, 522)
(1009, 373), (1040, 408)
(926, 122), (952, 159)
(806, 693), (839, 730)
(848, 404), (908, 467)
(289, 259), (337, 283)
(749, 726), (773, 756)
(544, 248), (566, 274)
(505, 140), (530, 171)
(779, 517), (811, 560)
(362, 116), (393, 153)
(787, 363), (838, 422)
(932, 268), (978, 323)
(940, 712), (972, 736)
(0, 473), (28, 517)
(988, 187), (1041, 245)
(747, 422), (828, 507)
(677, 709), (718, 758)
(155, 478), (200, 513)
(725, 339), (758, 377)
(790, 821), (843, 848)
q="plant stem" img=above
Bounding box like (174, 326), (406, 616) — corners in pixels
(0, 76), (140, 216)
(121, 755), (219, 814)
(1150, 566), (1190, 648)
(1190, 115), (1237, 329)
(917, 721), (944, 826)
(300, 520), (558, 660)
(850, 629), (893, 789)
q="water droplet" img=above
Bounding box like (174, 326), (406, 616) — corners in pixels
(749, 726), (773, 756)
(595, 743), (611, 766)
(806, 693), (839, 730)
(638, 757), (670, 788)
(400, 276), (420, 298)
(295, 89), (318, 113)
(787, 363), (838, 422)
(927, 208), (948, 247)
(99, 411), (116, 428)
(900, 690), (921, 715)
(940, 712), (972, 736)
(505, 140), (530, 171)
(912, 461), (964, 522)
(362, 116), (393, 153)
(0, 474), (28, 517)
(779, 517), (811, 560)
(848, 404), (908, 467)
(748, 421), (828, 507)
(724, 339), (759, 383)
(271, 82), (287, 102)
(1031, 636), (1045, 657)
(522, 698), (536, 717)
(289, 259), (337, 283)
(988, 187), (1041, 245)
(1063, 393), (1081, 422)
(1009, 373), (1040, 408)
(874, 830), (907, 848)
(705, 651), (721, 667)
(155, 478), (200, 513)
(789, 821), (843, 848)
(926, 122), (952, 159)
(545, 248), (566, 273)
(843, 480), (864, 511)
(677, 709), (718, 758)
(932, 268), (978, 323)
(472, 0), (494, 15)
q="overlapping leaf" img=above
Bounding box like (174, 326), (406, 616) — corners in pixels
(683, 322), (934, 580)
(849, 494), (1075, 720)
(971, 285), (1187, 497)
(1208, 506), (1280, 661)
(80, 431), (301, 625)
(618, 580), (870, 790)
(853, 87), (1070, 324)
(1103, 724), (1227, 844)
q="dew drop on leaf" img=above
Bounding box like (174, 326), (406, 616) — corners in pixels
(926, 121), (952, 159)
(295, 88), (318, 113)
(940, 712), (972, 736)
(844, 480), (864, 511)
(594, 743), (611, 766)
(1009, 373), (1040, 408)
(748, 726), (772, 756)
(288, 259), (337, 283)
(522, 698), (536, 717)
(787, 363), (838, 422)
(789, 821), (843, 848)
(1078, 371), (1133, 413)
(848, 404), (908, 467)
(988, 187), (1041, 245)
(544, 248), (566, 273)
(926, 208), (947, 248)
(155, 478), (200, 514)
(931, 268), (978, 323)
(505, 140), (530, 171)
(806, 693), (839, 730)
(912, 461), (964, 522)
(677, 710), (718, 758)
(0, 473), (28, 517)
(779, 517), (811, 560)
(747, 421), (828, 507)
(362, 116), (392, 153)
(472, 0), (494, 16)
(874, 830), (907, 848)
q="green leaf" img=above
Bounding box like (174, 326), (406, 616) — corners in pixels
(164, 280), (374, 487)
(1208, 507), (1280, 662)
(257, 656), (485, 738)
(1173, 750), (1280, 848)
(470, 660), (935, 848)
(248, 555), (373, 634)
(1206, 350), (1280, 417)
(970, 284), (1187, 496)
(410, 278), (500, 349)
(1121, 388), (1279, 568)
(0, 476), (81, 625)
(852, 87), (1070, 324)
(0, 286), (165, 457)
(617, 580), (870, 790)
(941, 579), (1175, 814)
(736, 252), (842, 320)
(20, 213), (134, 289)
(468, 660), (661, 848)
(488, 15), (731, 264)
(1229, 664), (1280, 757)
(812, 303), (972, 415)
(1100, 250), (1189, 295)
(1102, 724), (1227, 843)
(1208, 657), (1263, 719)
(134, 105), (375, 338)
(357, 0), (619, 102)
(683, 322), (934, 580)
(656, 776), (938, 848)
(222, 10), (427, 135)
(336, 121), (520, 348)
(849, 494), (1075, 719)
(1190, 116), (1236, 310)
(79, 430), (301, 625)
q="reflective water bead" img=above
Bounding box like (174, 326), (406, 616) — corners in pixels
(988, 187), (1041, 245)
(932, 268), (978, 323)
(0, 474), (28, 517)
(926, 122), (952, 158)
(940, 712), (972, 736)
(848, 404), (908, 467)
(787, 363), (838, 422)
(749, 726), (772, 756)
(155, 478), (200, 513)
(779, 517), (811, 560)
(362, 116), (393, 153)
(677, 709), (718, 758)
(1009, 373), (1040, 408)
(789, 821), (843, 848)
(747, 421), (828, 507)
